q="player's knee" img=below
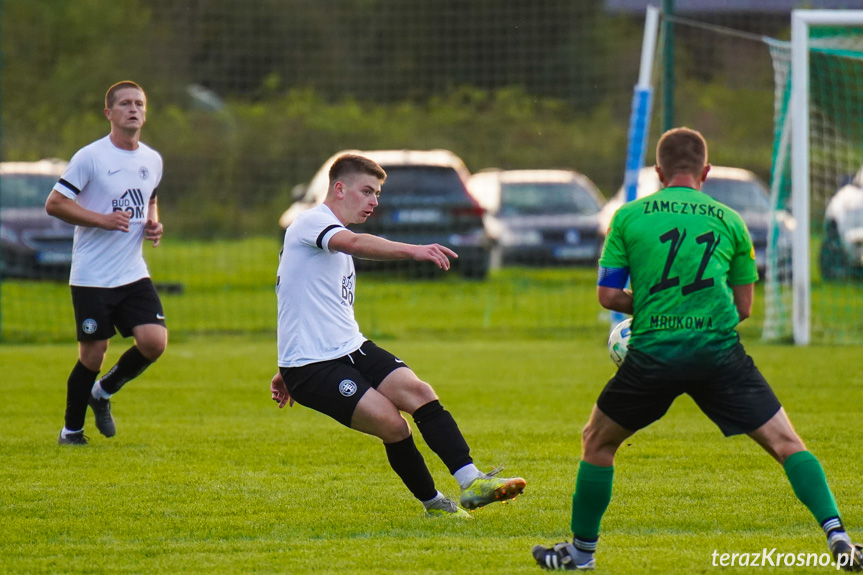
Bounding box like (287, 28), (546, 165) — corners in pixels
(581, 425), (601, 457)
(581, 422), (624, 465)
(152, 339), (167, 359)
(581, 422), (600, 448)
(138, 336), (167, 361)
(775, 436), (807, 463)
(79, 355), (105, 372)
(413, 380), (438, 403)
(79, 342), (108, 370)
(399, 377), (438, 411)
(377, 414), (411, 443)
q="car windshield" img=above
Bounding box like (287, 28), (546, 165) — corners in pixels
(380, 166), (469, 203)
(702, 178), (770, 213)
(499, 182), (601, 216)
(1, 174), (57, 209)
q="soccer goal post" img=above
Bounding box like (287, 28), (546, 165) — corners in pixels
(610, 4), (660, 331)
(768, 10), (863, 345)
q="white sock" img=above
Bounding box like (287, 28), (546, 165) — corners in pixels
(453, 464), (483, 490)
(61, 427), (83, 437)
(91, 380), (111, 400)
(572, 538), (597, 564)
(421, 491), (445, 508)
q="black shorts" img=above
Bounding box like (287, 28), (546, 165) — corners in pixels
(596, 343), (782, 437)
(279, 340), (409, 427)
(71, 278), (166, 341)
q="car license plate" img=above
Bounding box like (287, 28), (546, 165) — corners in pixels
(392, 209), (443, 224)
(553, 246), (593, 260)
(36, 251), (73, 264)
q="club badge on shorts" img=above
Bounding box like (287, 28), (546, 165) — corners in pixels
(339, 379), (357, 397)
(82, 319), (98, 334)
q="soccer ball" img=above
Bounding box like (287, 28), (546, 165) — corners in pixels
(608, 317), (632, 367)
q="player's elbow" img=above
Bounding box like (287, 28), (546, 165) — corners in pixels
(45, 194), (62, 218)
(731, 284), (754, 322)
(596, 286), (618, 311)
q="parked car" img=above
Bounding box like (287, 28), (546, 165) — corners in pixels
(820, 167), (863, 280)
(0, 159), (74, 280)
(279, 149), (493, 279)
(598, 166), (794, 277)
(467, 169), (606, 266)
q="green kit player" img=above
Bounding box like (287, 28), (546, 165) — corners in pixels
(532, 127), (862, 572)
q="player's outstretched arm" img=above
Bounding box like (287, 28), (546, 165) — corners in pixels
(328, 230), (458, 270)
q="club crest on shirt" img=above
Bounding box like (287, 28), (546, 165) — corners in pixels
(139, 166), (150, 180)
(338, 379), (357, 397)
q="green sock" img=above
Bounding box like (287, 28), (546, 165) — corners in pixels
(783, 451), (840, 524)
(570, 460), (614, 540)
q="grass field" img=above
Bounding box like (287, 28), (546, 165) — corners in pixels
(2, 238), (861, 572)
(2, 329), (862, 574)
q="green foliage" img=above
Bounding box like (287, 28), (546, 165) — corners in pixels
(141, 87), (631, 238)
(1, 333), (861, 573)
(1, 0), (155, 158)
(2, 0), (781, 239)
(672, 75), (776, 181)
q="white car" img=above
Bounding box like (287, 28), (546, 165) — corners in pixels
(279, 149), (493, 279)
(598, 166), (795, 277)
(820, 168), (863, 279)
(467, 169), (605, 266)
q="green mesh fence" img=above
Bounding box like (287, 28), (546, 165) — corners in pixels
(765, 26), (863, 344)
(3, 1), (863, 343)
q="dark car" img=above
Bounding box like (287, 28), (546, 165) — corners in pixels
(279, 149), (492, 279)
(599, 166), (795, 277)
(468, 169), (606, 266)
(0, 159), (74, 280)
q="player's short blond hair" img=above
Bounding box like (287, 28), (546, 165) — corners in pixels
(656, 127), (708, 180)
(105, 81), (146, 109)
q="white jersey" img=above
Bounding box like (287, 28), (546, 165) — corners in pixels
(54, 135), (163, 287)
(277, 203), (365, 367)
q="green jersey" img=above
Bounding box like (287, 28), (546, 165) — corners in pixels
(599, 186), (758, 367)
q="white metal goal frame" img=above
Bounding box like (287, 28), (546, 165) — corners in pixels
(791, 10), (863, 345)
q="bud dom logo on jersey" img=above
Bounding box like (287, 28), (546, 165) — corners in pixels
(112, 188), (146, 219)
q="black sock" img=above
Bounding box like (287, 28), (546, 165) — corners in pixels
(65, 361), (99, 431)
(384, 435), (437, 501)
(412, 400), (473, 474)
(99, 346), (153, 394)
